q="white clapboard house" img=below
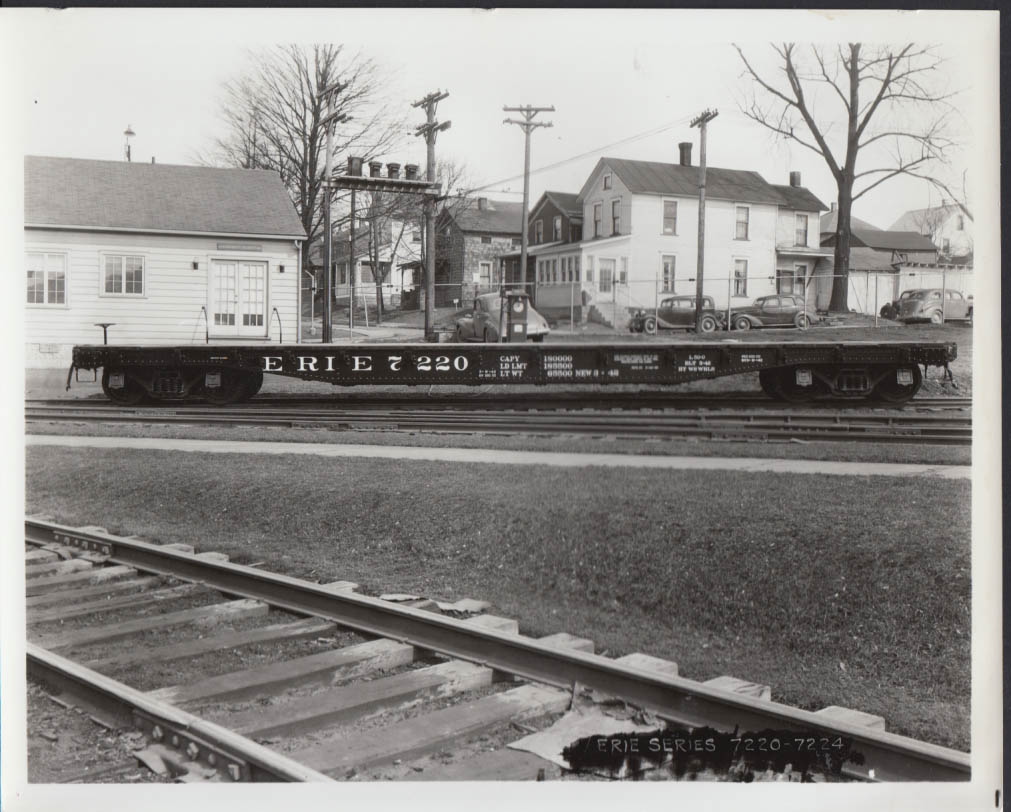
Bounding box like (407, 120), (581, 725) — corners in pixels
(24, 156), (306, 367)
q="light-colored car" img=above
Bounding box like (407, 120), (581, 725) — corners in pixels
(897, 288), (972, 324)
(452, 292), (551, 342)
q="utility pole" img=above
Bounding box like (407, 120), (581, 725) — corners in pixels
(318, 81), (349, 343)
(503, 105), (554, 306)
(690, 108), (718, 333)
(413, 90), (451, 339)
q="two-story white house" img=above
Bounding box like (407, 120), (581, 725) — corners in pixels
(25, 156), (306, 367)
(889, 203), (973, 263)
(533, 144), (827, 327)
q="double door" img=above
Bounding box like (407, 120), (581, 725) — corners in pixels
(210, 260), (267, 336)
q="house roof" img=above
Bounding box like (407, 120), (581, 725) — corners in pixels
(820, 208), (880, 234)
(25, 155), (306, 238)
(444, 198), (524, 235)
(543, 191), (582, 218)
(889, 203), (972, 232)
(584, 157), (789, 206)
(843, 246), (907, 272)
(852, 228), (937, 252)
(770, 184), (828, 213)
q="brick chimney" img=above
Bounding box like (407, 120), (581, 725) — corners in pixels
(477, 197), (488, 211)
(386, 162), (401, 179)
(347, 156), (363, 176)
(789, 171), (802, 187)
(678, 142), (692, 166)
(369, 160), (383, 178)
(404, 163), (419, 181)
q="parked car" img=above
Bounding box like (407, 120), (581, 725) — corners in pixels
(726, 294), (813, 330)
(452, 292), (550, 342)
(896, 288), (972, 324)
(879, 289), (917, 321)
(628, 295), (724, 334)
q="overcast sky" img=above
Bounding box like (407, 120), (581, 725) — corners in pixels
(3, 8), (996, 229)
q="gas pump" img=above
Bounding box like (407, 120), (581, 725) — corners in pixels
(503, 289), (529, 343)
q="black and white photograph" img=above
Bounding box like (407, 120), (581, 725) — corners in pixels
(0, 7), (1001, 812)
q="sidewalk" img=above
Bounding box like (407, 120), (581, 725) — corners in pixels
(26, 435), (970, 480)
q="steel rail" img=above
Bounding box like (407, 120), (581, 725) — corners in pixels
(27, 394), (974, 412)
(25, 519), (971, 782)
(27, 643), (335, 782)
(25, 407), (973, 445)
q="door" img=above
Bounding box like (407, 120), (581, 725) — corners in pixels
(598, 258), (615, 297)
(210, 260), (267, 336)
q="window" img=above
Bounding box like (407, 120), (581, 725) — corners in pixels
(360, 263), (375, 284)
(412, 230), (422, 243)
(735, 206), (750, 240)
(574, 256), (581, 282)
(103, 254), (144, 295)
(733, 259), (748, 296)
(603, 173), (612, 190)
(611, 200), (621, 235)
(339, 263), (347, 285)
(593, 203), (602, 237)
(619, 257), (627, 285)
(661, 255), (675, 292)
(535, 220), (543, 244)
(481, 236), (492, 244)
(586, 256), (594, 282)
(570, 223), (582, 242)
(478, 261), (492, 284)
(778, 263), (806, 295)
(795, 214), (808, 246)
(26, 252), (66, 305)
(537, 260), (543, 283)
(957, 215), (965, 230)
(551, 259), (558, 283)
(512, 237), (522, 247)
(553, 216), (562, 242)
(663, 200), (678, 235)
(942, 238), (951, 254)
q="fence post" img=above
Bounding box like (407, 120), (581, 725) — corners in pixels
(940, 267), (946, 325)
(570, 280), (575, 334)
(874, 273), (879, 327)
(726, 273), (732, 331)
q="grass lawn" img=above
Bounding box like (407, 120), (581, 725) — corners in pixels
(26, 446), (970, 751)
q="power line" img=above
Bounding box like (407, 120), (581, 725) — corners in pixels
(465, 115), (693, 195)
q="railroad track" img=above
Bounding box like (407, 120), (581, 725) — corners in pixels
(28, 393), (974, 412)
(25, 400), (971, 446)
(25, 519), (970, 783)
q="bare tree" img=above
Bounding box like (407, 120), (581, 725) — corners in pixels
(735, 43), (959, 310)
(359, 190), (420, 322)
(199, 44), (405, 273)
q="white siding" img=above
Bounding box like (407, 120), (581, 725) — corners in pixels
(25, 228), (299, 367)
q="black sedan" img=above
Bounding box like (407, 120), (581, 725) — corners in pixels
(727, 294), (813, 330)
(629, 295), (724, 334)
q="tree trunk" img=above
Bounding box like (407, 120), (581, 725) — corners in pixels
(375, 277), (384, 320)
(828, 180), (854, 313)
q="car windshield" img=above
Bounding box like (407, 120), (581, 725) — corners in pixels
(909, 291), (931, 300)
(899, 291), (915, 299)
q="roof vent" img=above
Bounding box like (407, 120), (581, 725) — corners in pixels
(386, 162), (401, 179)
(789, 171), (802, 187)
(405, 163), (419, 181)
(478, 197), (488, 211)
(369, 160), (383, 178)
(678, 142), (692, 167)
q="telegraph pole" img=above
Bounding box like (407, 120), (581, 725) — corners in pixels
(413, 90), (451, 339)
(503, 105), (554, 303)
(690, 108), (718, 333)
(318, 81), (348, 343)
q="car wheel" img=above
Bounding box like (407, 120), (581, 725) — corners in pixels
(930, 310), (943, 325)
(794, 312), (810, 329)
(699, 315), (718, 333)
(643, 316), (658, 335)
(483, 328), (494, 343)
(733, 316), (752, 331)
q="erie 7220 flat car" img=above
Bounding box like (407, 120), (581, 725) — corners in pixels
(69, 339), (957, 406)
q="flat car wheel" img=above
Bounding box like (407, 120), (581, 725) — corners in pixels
(236, 370), (264, 402)
(758, 370), (780, 399)
(700, 315), (718, 333)
(643, 316), (658, 335)
(202, 368), (245, 405)
(775, 368), (818, 402)
(733, 316), (752, 331)
(101, 369), (146, 406)
(874, 365), (923, 404)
